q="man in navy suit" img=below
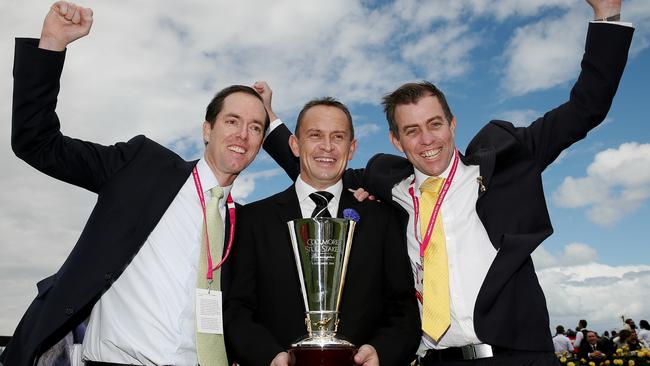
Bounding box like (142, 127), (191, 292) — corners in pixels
(261, 1), (634, 364)
(224, 98), (420, 366)
(1, 2), (270, 365)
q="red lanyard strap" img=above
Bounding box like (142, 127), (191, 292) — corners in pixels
(408, 149), (459, 258)
(192, 166), (236, 281)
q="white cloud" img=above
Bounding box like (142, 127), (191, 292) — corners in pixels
(495, 109), (540, 127)
(401, 24), (479, 81)
(231, 168), (284, 203)
(533, 242), (598, 270)
(553, 142), (650, 226)
(534, 243), (650, 333)
(501, 8), (588, 96)
(355, 123), (381, 139)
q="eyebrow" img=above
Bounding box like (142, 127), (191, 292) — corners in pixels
(224, 112), (241, 119)
(401, 116), (444, 130)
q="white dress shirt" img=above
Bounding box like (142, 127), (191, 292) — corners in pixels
(391, 157), (497, 355)
(294, 175), (342, 218)
(553, 334), (575, 354)
(82, 159), (231, 365)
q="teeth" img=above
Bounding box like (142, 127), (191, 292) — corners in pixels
(421, 148), (441, 158)
(228, 146), (245, 154)
(315, 157), (335, 163)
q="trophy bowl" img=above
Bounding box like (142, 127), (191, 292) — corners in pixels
(287, 218), (358, 366)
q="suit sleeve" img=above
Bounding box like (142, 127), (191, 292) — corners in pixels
(495, 23), (633, 171)
(224, 205), (285, 366)
(263, 121), (366, 189)
(366, 205), (421, 365)
(12, 38), (144, 193)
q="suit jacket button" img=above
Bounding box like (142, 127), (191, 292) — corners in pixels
(65, 307), (74, 316)
(104, 272), (113, 281)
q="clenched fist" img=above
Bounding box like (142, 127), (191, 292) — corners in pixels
(39, 1), (93, 51)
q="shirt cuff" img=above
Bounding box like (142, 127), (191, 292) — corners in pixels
(590, 20), (634, 28)
(264, 118), (284, 138)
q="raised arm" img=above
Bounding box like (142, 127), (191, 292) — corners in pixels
(12, 2), (145, 193)
(471, 0), (633, 172)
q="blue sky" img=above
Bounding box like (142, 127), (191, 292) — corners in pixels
(0, 0), (649, 336)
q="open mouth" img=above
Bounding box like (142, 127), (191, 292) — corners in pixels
(420, 147), (442, 159)
(228, 145), (246, 154)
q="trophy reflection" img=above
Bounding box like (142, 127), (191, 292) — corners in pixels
(287, 217), (358, 366)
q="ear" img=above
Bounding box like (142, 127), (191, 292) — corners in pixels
(389, 131), (404, 153)
(450, 116), (457, 137)
(289, 134), (300, 158)
(347, 139), (357, 161)
(202, 121), (212, 144)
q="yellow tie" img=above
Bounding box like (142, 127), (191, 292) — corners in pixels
(196, 187), (228, 366)
(419, 177), (451, 342)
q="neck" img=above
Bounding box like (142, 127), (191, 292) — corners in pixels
(204, 153), (237, 187)
(301, 176), (340, 191)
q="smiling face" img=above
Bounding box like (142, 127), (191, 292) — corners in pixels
(290, 105), (357, 190)
(389, 94), (456, 177)
(203, 92), (267, 186)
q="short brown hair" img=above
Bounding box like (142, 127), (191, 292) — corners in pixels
(382, 81), (453, 136)
(204, 85), (270, 134)
(295, 97), (354, 140)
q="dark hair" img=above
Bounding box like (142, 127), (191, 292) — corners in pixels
(204, 85), (270, 133)
(579, 319), (588, 328)
(381, 80), (453, 136)
(619, 329), (632, 343)
(295, 97), (354, 139)
(640, 320), (650, 330)
(556, 325), (565, 335)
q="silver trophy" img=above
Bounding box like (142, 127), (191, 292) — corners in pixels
(287, 217), (358, 365)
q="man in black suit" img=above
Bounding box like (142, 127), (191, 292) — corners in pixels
(577, 331), (609, 364)
(1, 2), (270, 365)
(224, 98), (420, 366)
(260, 1), (634, 364)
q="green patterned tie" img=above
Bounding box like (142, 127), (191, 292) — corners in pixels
(196, 187), (228, 366)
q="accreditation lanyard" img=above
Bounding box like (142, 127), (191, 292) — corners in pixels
(408, 149), (459, 258)
(192, 166), (236, 283)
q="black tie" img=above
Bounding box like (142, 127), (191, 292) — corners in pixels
(309, 191), (334, 218)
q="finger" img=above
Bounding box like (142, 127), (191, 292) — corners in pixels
(80, 7), (93, 24)
(52, 1), (68, 17)
(64, 3), (76, 20)
(354, 345), (371, 364)
(71, 6), (81, 24)
(368, 195), (376, 201)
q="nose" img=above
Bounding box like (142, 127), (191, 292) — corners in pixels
(236, 123), (249, 140)
(420, 129), (435, 146)
(320, 136), (334, 151)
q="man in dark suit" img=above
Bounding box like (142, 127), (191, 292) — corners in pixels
(1, 2), (270, 365)
(260, 1), (634, 364)
(577, 331), (610, 364)
(224, 98), (421, 366)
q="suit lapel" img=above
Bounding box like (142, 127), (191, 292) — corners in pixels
(337, 189), (364, 219)
(461, 147), (495, 200)
(275, 184), (303, 223)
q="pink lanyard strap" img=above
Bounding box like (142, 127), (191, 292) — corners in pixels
(192, 166), (236, 281)
(408, 149), (459, 258)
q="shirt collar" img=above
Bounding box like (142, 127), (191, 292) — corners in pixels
(413, 154), (455, 197)
(196, 158), (231, 207)
(295, 175), (343, 204)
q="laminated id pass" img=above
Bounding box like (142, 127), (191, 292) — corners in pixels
(195, 288), (223, 334)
